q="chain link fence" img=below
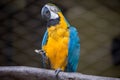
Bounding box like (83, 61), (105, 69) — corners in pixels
(0, 0), (120, 78)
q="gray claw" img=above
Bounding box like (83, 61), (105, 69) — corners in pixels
(55, 68), (62, 76)
(35, 49), (46, 56)
(35, 49), (47, 68)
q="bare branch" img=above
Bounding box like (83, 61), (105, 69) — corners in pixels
(0, 66), (119, 80)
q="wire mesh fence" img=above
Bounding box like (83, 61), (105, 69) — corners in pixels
(0, 0), (120, 78)
(0, 0), (48, 67)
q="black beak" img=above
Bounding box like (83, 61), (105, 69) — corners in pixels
(41, 6), (51, 21)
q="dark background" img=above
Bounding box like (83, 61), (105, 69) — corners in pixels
(0, 0), (120, 78)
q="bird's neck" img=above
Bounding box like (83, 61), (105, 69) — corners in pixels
(57, 12), (69, 29)
(47, 12), (68, 31)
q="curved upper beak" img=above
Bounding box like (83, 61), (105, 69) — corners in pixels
(41, 6), (50, 21)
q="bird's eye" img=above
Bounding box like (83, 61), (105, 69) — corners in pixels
(50, 7), (57, 13)
(50, 8), (55, 12)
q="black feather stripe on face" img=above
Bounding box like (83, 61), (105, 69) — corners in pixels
(46, 18), (60, 27)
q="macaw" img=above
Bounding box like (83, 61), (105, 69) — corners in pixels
(35, 3), (80, 75)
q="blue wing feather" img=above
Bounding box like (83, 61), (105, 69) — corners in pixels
(41, 30), (48, 47)
(67, 26), (80, 72)
(41, 26), (80, 72)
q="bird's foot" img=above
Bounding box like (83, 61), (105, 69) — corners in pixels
(55, 68), (62, 76)
(34, 49), (47, 62)
(35, 49), (45, 55)
(35, 49), (48, 68)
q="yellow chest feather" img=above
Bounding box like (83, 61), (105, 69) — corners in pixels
(42, 12), (69, 70)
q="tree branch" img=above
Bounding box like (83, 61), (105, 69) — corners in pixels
(0, 66), (119, 80)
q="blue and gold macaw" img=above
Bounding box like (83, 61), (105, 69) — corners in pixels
(36, 3), (80, 75)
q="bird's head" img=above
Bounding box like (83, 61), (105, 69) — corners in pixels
(41, 3), (61, 21)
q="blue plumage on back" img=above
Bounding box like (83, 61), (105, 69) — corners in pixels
(66, 26), (80, 72)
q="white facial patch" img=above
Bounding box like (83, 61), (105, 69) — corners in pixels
(45, 5), (59, 19)
(50, 11), (59, 19)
